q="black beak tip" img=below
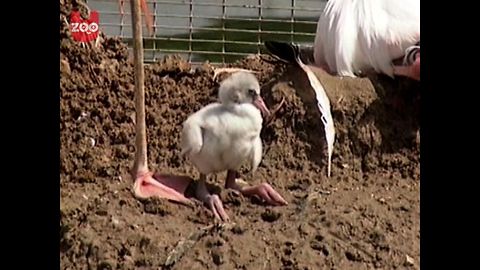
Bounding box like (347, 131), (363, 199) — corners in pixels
(264, 40), (300, 64)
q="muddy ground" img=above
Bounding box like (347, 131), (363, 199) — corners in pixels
(60, 2), (420, 270)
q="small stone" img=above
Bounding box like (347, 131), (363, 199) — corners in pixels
(97, 260), (115, 270)
(345, 250), (360, 261)
(405, 254), (415, 266)
(261, 209), (281, 222)
(231, 224), (245, 234)
(96, 209), (108, 216)
(143, 198), (170, 216)
(111, 216), (120, 226)
(88, 137), (96, 147)
(285, 241), (295, 247)
(211, 250), (223, 265)
(76, 112), (88, 121)
(315, 234), (325, 242)
(60, 59), (71, 75)
(310, 241), (322, 251)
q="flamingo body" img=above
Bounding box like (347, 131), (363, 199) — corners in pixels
(313, 0), (420, 78)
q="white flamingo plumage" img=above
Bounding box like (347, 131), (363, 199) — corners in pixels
(265, 0), (420, 81)
(181, 71), (287, 221)
(313, 0), (420, 80)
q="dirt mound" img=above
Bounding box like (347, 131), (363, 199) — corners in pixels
(60, 1), (420, 269)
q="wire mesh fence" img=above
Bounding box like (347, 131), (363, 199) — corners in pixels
(87, 0), (326, 65)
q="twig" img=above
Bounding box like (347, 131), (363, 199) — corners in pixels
(297, 186), (331, 216)
(264, 96), (285, 127)
(164, 222), (236, 267)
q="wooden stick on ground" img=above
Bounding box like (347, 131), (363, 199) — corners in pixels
(164, 223), (236, 267)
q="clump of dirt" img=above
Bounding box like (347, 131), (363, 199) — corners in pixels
(60, 1), (420, 269)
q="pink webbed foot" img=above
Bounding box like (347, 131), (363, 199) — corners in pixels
(204, 194), (229, 222)
(225, 170), (288, 206)
(118, 0), (154, 36)
(241, 183), (288, 206)
(196, 174), (229, 222)
(133, 171), (192, 205)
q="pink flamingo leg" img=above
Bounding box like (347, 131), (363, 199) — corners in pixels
(195, 174), (230, 221)
(117, 0), (154, 36)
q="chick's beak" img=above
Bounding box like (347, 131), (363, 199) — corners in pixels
(253, 95), (271, 117)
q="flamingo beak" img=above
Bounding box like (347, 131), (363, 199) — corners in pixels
(253, 96), (271, 118)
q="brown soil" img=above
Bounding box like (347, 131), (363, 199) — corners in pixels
(60, 2), (420, 269)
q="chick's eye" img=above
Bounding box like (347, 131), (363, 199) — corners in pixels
(248, 89), (257, 96)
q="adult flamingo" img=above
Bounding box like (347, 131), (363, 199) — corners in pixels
(129, 0), (192, 204)
(265, 0), (420, 81)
